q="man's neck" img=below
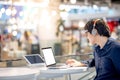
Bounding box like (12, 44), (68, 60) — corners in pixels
(97, 36), (108, 49)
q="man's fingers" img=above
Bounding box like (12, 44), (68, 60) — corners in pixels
(66, 59), (75, 64)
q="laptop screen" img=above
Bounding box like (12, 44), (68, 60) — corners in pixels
(42, 47), (56, 66)
(24, 54), (44, 64)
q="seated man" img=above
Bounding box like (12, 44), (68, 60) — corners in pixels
(66, 19), (120, 80)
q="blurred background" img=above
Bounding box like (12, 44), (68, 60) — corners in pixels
(0, 0), (120, 67)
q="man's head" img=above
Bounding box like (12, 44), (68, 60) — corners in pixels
(84, 19), (110, 45)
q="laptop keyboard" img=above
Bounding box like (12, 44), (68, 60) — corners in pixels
(48, 64), (70, 69)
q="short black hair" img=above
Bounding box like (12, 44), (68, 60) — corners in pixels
(84, 19), (111, 37)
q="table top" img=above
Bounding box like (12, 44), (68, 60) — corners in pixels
(39, 67), (88, 74)
(0, 67), (39, 77)
(0, 66), (88, 78)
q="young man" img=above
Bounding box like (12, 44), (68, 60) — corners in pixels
(66, 19), (120, 80)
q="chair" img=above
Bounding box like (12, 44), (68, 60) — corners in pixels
(31, 44), (40, 54)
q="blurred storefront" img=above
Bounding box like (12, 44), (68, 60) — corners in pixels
(0, 0), (61, 61)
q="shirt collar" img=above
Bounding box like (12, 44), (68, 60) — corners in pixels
(95, 38), (113, 56)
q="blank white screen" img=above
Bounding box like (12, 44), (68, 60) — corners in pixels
(42, 48), (56, 66)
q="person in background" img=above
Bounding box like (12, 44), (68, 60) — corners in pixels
(20, 30), (32, 54)
(20, 30), (39, 54)
(66, 19), (120, 80)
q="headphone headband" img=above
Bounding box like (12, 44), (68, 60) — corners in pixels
(91, 19), (101, 35)
(93, 19), (101, 27)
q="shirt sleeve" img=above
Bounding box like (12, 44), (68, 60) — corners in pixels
(87, 59), (95, 67)
(82, 59), (95, 67)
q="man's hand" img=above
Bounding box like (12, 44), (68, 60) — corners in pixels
(66, 59), (85, 67)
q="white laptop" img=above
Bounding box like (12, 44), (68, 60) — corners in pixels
(41, 47), (70, 69)
(23, 54), (45, 67)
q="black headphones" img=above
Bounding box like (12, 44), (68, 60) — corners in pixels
(91, 19), (101, 35)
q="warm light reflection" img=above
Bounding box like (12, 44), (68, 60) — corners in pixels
(65, 6), (71, 11)
(1, 8), (5, 13)
(40, 0), (49, 7)
(6, 8), (11, 16)
(59, 25), (64, 32)
(93, 5), (99, 10)
(59, 5), (65, 10)
(11, 7), (17, 15)
(40, 9), (50, 26)
(78, 21), (85, 28)
(12, 25), (18, 30)
(70, 0), (76, 4)
(51, 10), (57, 16)
(60, 12), (68, 20)
(12, 30), (17, 36)
(20, 0), (24, 2)
(44, 0), (49, 3)
(9, 18), (16, 24)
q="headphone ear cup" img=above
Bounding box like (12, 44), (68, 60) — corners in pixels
(92, 29), (97, 35)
